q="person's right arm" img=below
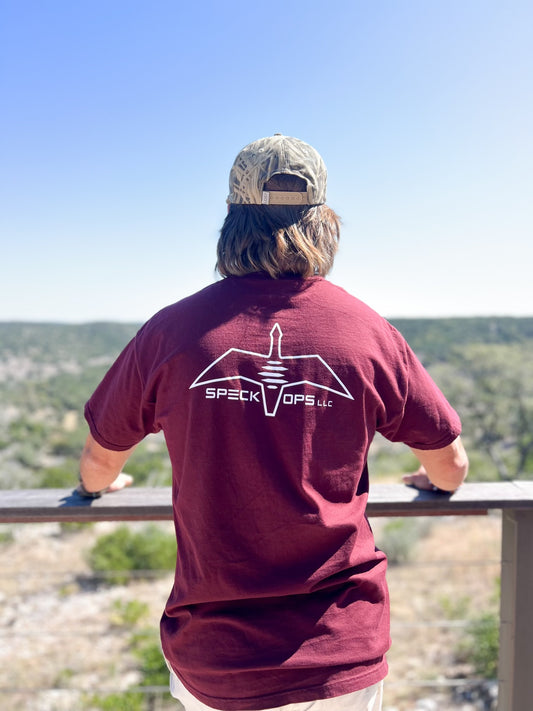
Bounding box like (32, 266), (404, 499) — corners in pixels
(402, 436), (469, 492)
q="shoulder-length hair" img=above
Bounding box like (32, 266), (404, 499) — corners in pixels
(216, 175), (341, 279)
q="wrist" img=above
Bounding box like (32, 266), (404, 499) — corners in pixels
(77, 473), (107, 498)
(431, 484), (454, 494)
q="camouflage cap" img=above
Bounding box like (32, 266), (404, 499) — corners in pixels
(227, 134), (327, 206)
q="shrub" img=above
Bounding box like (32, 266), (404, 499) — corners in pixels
(458, 611), (500, 679)
(0, 528), (14, 545)
(87, 524), (176, 585)
(375, 517), (431, 565)
(125, 449), (172, 486)
(50, 428), (87, 457)
(85, 691), (145, 711)
(131, 629), (170, 688)
(60, 520), (92, 534)
(439, 593), (471, 620)
(110, 599), (149, 627)
(38, 461), (79, 488)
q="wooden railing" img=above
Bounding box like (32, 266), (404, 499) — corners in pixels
(2, 481), (533, 710)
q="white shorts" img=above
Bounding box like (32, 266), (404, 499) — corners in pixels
(167, 668), (383, 711)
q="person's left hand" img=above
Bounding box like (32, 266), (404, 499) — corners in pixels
(105, 472), (134, 493)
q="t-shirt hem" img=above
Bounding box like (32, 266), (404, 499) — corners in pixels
(170, 660), (388, 711)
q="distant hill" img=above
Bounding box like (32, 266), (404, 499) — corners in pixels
(0, 322), (140, 365)
(0, 318), (532, 487)
(2, 316), (532, 365)
(390, 316), (533, 363)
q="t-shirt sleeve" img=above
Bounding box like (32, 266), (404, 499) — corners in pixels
(84, 335), (159, 451)
(377, 336), (462, 450)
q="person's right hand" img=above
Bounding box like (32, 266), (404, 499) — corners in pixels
(402, 466), (435, 491)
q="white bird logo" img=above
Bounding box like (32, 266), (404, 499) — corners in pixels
(190, 323), (354, 417)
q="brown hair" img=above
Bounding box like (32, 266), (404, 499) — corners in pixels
(216, 175), (341, 279)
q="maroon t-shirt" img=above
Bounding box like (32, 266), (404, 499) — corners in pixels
(85, 275), (461, 710)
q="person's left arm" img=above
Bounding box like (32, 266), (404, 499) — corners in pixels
(78, 433), (135, 496)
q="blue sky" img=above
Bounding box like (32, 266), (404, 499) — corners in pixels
(2, 0), (532, 322)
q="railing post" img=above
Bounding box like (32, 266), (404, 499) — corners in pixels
(498, 508), (533, 710)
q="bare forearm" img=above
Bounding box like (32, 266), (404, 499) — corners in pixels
(409, 437), (469, 492)
(80, 434), (136, 493)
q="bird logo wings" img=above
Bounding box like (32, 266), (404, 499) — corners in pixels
(190, 323), (353, 417)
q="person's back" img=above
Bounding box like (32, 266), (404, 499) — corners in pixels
(79, 134), (468, 711)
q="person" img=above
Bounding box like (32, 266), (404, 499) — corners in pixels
(78, 134), (468, 711)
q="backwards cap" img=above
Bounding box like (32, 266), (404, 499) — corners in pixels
(227, 134), (327, 206)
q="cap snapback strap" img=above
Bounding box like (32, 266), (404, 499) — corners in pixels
(261, 191), (311, 205)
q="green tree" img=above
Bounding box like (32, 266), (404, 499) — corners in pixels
(430, 343), (533, 480)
